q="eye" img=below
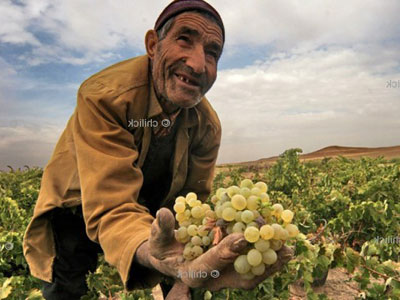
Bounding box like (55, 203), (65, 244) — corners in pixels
(207, 51), (218, 59)
(177, 35), (190, 43)
(206, 50), (220, 61)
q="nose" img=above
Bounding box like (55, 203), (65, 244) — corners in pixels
(184, 45), (206, 74)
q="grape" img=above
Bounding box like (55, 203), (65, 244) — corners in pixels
(262, 249), (278, 265)
(191, 236), (202, 246)
(191, 206), (204, 219)
(184, 209), (191, 219)
(232, 222), (246, 233)
(179, 220), (191, 227)
(205, 210), (216, 219)
(222, 201), (233, 209)
(260, 193), (270, 203)
(211, 195), (218, 204)
(173, 202), (186, 213)
(241, 210), (255, 223)
(183, 246), (192, 259)
(246, 221), (258, 228)
(254, 239), (270, 252)
(176, 227), (188, 240)
(231, 194), (247, 210)
(186, 192), (197, 202)
(261, 207), (272, 218)
(251, 262), (266, 276)
(227, 185), (240, 197)
(251, 187), (262, 196)
(270, 239), (283, 251)
(285, 224), (299, 238)
(246, 195), (259, 210)
(216, 188), (226, 200)
(241, 272), (255, 280)
(215, 205), (224, 218)
(175, 196), (186, 204)
(234, 255), (251, 274)
(252, 210), (261, 218)
(187, 225), (198, 236)
(271, 224), (283, 239)
(222, 207), (236, 221)
(202, 236), (211, 246)
(192, 245), (204, 257)
(188, 199), (197, 208)
(220, 193), (230, 203)
(240, 187), (251, 198)
(260, 225), (274, 240)
(247, 249), (262, 266)
(197, 226), (209, 237)
(280, 229), (289, 240)
(281, 210), (294, 223)
(240, 179), (254, 189)
(202, 203), (211, 212)
(272, 203), (284, 218)
(174, 182), (298, 276)
(255, 181), (268, 193)
(176, 212), (186, 222)
(244, 226), (260, 243)
(235, 211), (243, 222)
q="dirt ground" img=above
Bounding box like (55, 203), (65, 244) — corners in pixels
(289, 267), (366, 300)
(149, 268), (370, 300)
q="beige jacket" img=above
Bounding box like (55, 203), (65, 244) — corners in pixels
(23, 55), (221, 290)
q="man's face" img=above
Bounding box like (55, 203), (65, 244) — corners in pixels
(150, 12), (223, 108)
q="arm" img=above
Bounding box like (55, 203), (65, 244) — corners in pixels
(72, 80), (161, 289)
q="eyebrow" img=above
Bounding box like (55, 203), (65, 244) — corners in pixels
(176, 26), (222, 54)
(176, 26), (200, 37)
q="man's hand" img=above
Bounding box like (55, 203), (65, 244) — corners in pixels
(135, 207), (293, 292)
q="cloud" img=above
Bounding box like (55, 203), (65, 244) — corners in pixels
(208, 45), (400, 163)
(212, 0), (400, 50)
(1, 0), (400, 66)
(0, 0), (170, 65)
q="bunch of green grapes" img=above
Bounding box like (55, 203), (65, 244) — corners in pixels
(173, 179), (299, 279)
(173, 192), (216, 260)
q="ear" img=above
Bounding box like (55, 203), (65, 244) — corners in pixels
(145, 30), (159, 59)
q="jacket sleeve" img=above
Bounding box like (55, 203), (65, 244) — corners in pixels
(181, 116), (222, 202)
(72, 80), (161, 290)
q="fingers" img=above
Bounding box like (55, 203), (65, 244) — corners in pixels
(206, 245), (294, 291)
(187, 233), (247, 277)
(165, 281), (191, 300)
(149, 208), (176, 259)
(241, 245), (294, 290)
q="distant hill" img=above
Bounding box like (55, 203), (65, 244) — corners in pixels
(217, 145), (400, 169)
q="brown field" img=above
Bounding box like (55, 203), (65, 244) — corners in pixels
(217, 145), (400, 173)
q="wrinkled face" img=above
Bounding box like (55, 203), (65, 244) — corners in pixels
(149, 12), (223, 108)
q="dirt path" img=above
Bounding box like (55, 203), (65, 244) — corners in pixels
(289, 268), (363, 299)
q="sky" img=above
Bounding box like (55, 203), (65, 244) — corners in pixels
(0, 0), (399, 170)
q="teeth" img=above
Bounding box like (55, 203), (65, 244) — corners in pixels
(178, 75), (190, 84)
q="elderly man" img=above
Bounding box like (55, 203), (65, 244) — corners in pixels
(23, 0), (291, 299)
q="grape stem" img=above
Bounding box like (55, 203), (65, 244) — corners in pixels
(308, 219), (327, 244)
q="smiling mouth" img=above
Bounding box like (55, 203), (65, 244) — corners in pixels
(175, 73), (200, 87)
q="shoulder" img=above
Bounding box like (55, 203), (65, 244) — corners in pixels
(78, 55), (150, 98)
